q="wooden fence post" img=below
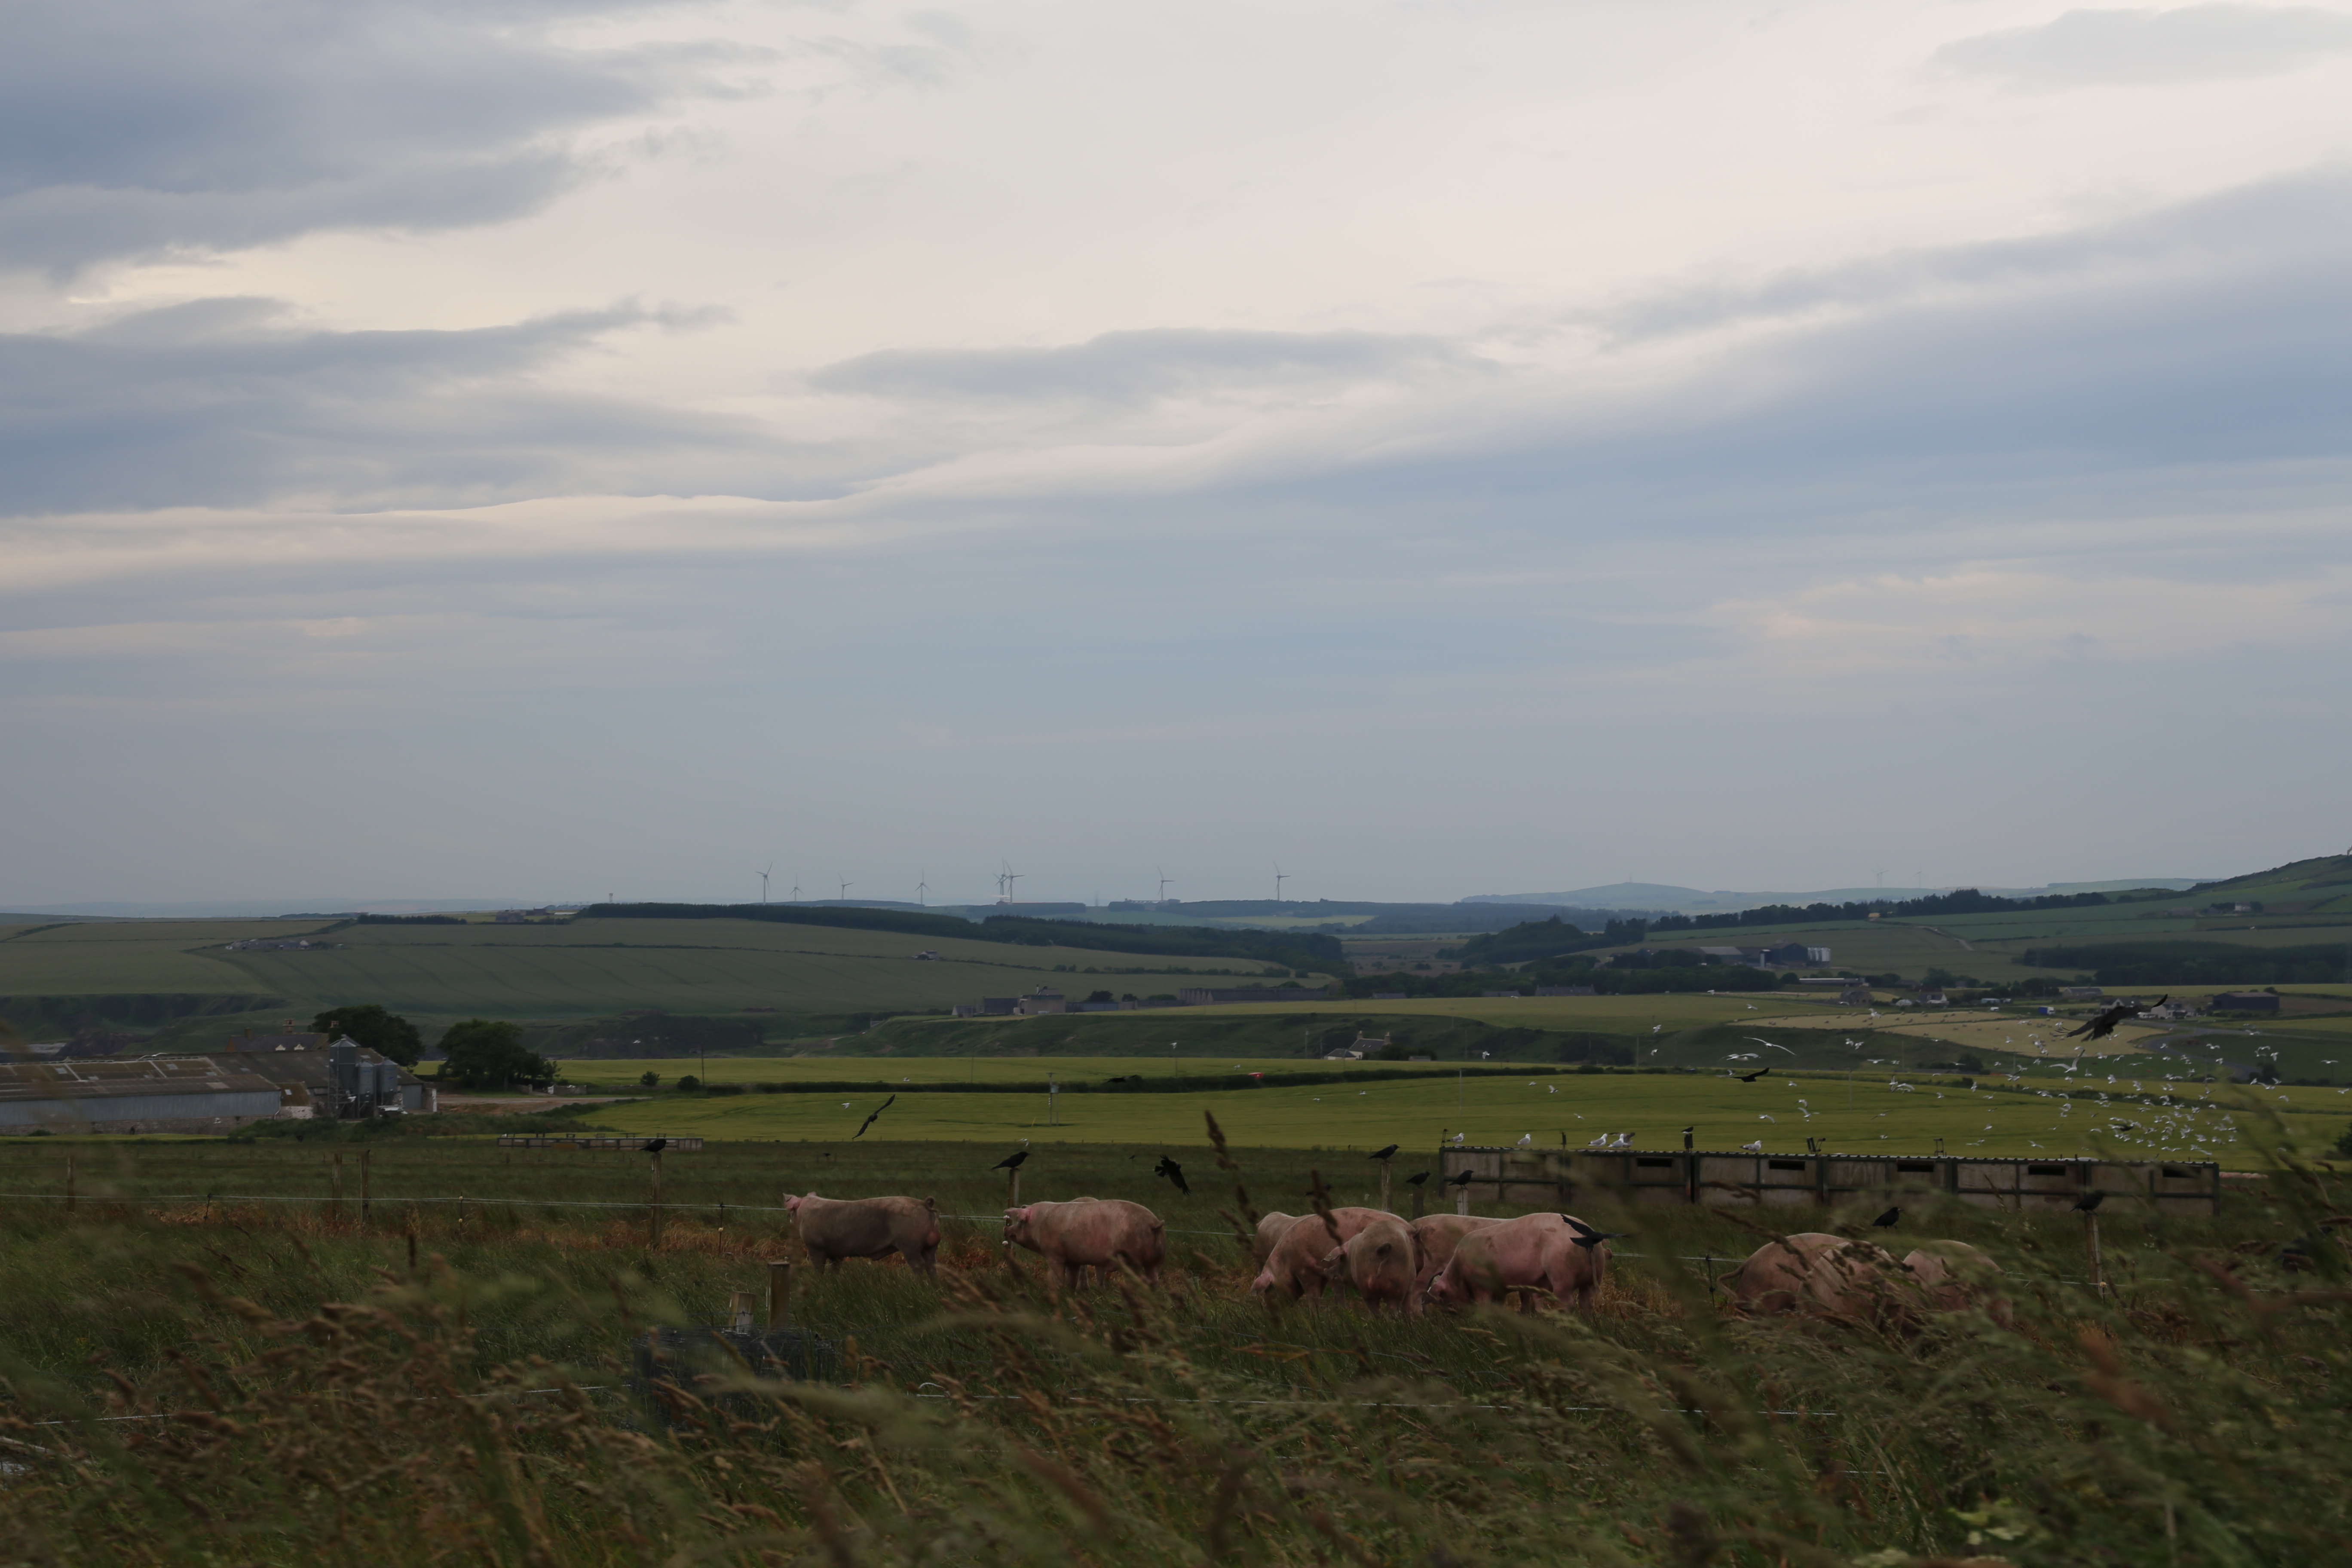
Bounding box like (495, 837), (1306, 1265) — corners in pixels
(767, 1260), (794, 1329)
(649, 1149), (665, 1249)
(2086, 1214), (2106, 1296)
(331, 1154), (344, 1221)
(360, 1149), (372, 1218)
(728, 1290), (756, 1333)
(1377, 1157), (1392, 1215)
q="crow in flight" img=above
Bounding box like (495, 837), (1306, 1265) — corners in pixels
(852, 1095), (895, 1139)
(1870, 1207), (1901, 1228)
(990, 1149), (1029, 1172)
(2073, 1191), (2106, 1214)
(1368, 1143), (1400, 1161)
(1154, 1155), (1189, 1195)
(1562, 1216), (1626, 1251)
(1736, 1067), (1769, 1083)
(2068, 997), (2164, 1042)
(1405, 1170), (1430, 1187)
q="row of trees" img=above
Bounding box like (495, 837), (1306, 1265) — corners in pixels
(306, 1005), (557, 1088)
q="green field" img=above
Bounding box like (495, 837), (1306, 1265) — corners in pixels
(0, 916), (1320, 1041)
(529, 1055), (2344, 1164)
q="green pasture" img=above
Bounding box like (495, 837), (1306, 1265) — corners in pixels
(533, 1056), (2343, 1163)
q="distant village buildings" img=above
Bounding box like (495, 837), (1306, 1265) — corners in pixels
(0, 1037), (432, 1135)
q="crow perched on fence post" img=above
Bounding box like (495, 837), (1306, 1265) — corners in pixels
(1368, 1144), (1400, 1161)
(990, 1149), (1029, 1171)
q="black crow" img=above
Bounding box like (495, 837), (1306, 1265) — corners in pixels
(1736, 1067), (1769, 1083)
(2073, 1191), (2106, 1213)
(1445, 1170), (1475, 1188)
(1870, 1207), (1901, 1228)
(1405, 1170), (1430, 1187)
(852, 1095), (895, 1139)
(990, 1149), (1029, 1172)
(1562, 1216), (1626, 1250)
(1368, 1144), (1400, 1161)
(2068, 998), (2164, 1042)
(1154, 1155), (1189, 1195)
(643, 1137), (668, 1155)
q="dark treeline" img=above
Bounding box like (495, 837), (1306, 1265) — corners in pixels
(1628, 887), (2118, 935)
(1344, 961), (1788, 999)
(2020, 940), (2352, 986)
(606, 1065), (1576, 1098)
(579, 902), (1341, 973)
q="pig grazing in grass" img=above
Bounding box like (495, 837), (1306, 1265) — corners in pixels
(1902, 1240), (2012, 1324)
(784, 1194), (941, 1276)
(1425, 1213), (1606, 1313)
(1323, 1216), (1423, 1315)
(1724, 1233), (1907, 1319)
(1250, 1207), (1399, 1303)
(1004, 1198), (1167, 1287)
(1409, 1214), (1504, 1298)
(1254, 1212), (1303, 1263)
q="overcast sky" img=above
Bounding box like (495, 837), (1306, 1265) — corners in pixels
(4, 1), (2349, 911)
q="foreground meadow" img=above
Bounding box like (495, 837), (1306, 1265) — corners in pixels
(0, 1134), (2340, 1565)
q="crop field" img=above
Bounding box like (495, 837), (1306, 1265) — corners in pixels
(0, 1131), (2342, 1564)
(0, 916), (1309, 1039)
(526, 1056), (2345, 1164)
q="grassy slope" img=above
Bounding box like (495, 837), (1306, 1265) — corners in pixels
(0, 917), (1321, 1035)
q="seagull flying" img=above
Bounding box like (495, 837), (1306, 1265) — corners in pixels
(1748, 1038), (1795, 1055)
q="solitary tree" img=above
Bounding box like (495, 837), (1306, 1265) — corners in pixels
(639, 1071), (662, 1089)
(309, 1004), (423, 1066)
(436, 1020), (553, 1088)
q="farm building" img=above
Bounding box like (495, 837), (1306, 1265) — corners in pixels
(0, 1059), (282, 1135)
(225, 1038), (435, 1118)
(1175, 986), (1333, 1004)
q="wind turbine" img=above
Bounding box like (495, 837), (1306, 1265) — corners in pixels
(916, 871), (928, 907)
(759, 862), (772, 904)
(837, 876), (852, 902)
(1274, 863), (1288, 902)
(1156, 867), (1173, 904)
(1004, 863), (1024, 902)
(788, 875), (802, 903)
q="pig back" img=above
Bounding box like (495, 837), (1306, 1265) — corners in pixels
(795, 1194), (939, 1258)
(1025, 1198), (1165, 1266)
(1411, 1214), (1503, 1286)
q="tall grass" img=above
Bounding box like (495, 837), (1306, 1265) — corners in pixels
(0, 1132), (2341, 1565)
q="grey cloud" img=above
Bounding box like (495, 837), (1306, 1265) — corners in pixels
(809, 328), (1486, 403)
(0, 299), (764, 513)
(1931, 5), (2352, 89)
(0, 0), (751, 269)
(1601, 166), (2352, 341)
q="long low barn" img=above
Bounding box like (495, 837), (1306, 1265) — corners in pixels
(1440, 1145), (2222, 1217)
(0, 1059), (283, 1135)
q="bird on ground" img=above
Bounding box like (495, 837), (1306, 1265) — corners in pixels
(1445, 1170), (1475, 1188)
(1612, 1132), (1634, 1148)
(2073, 1191), (2106, 1213)
(1516, 1133), (1534, 1147)
(853, 1095), (895, 1139)
(990, 1149), (1030, 1172)
(1562, 1216), (1626, 1250)
(1870, 1207), (1901, 1228)
(1736, 1067), (1769, 1083)
(2069, 998), (2165, 1042)
(1368, 1144), (1400, 1161)
(1740, 1140), (1764, 1152)
(1588, 1134), (1611, 1147)
(1406, 1171), (1430, 1188)
(643, 1138), (668, 1155)
(1154, 1155), (1189, 1194)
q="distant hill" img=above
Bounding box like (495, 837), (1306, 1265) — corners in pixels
(1465, 878), (2208, 916)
